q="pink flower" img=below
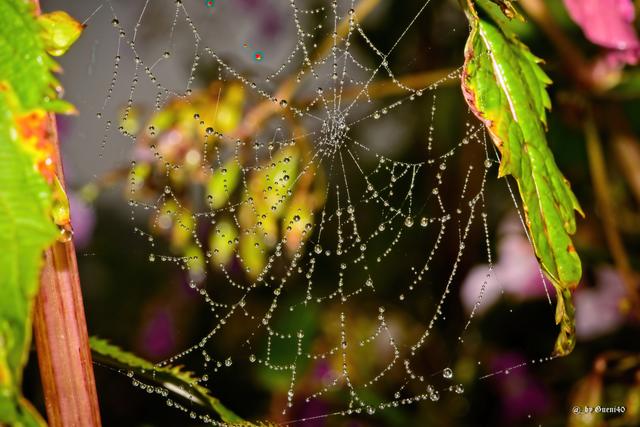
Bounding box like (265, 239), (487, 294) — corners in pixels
(574, 266), (627, 340)
(461, 215), (629, 339)
(563, 0), (640, 66)
(460, 215), (549, 315)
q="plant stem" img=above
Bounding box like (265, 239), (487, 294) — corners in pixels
(321, 68), (458, 101)
(584, 115), (640, 315)
(30, 2), (102, 425)
(33, 114), (102, 426)
(612, 129), (640, 206)
(34, 228), (102, 427)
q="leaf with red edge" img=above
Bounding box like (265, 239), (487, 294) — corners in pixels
(461, 0), (583, 356)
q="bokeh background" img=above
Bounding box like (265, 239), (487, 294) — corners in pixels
(23, 0), (640, 426)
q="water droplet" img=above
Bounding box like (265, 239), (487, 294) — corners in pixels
(58, 227), (73, 243)
(443, 367), (453, 379)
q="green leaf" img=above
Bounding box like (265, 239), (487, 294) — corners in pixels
(0, 1), (81, 424)
(485, 0), (518, 19)
(0, 0), (71, 113)
(0, 86), (57, 426)
(89, 337), (248, 425)
(461, 0), (583, 356)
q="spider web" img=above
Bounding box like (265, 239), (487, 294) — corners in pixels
(79, 0), (559, 424)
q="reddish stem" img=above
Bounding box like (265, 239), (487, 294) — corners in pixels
(33, 230), (102, 427)
(29, 2), (102, 423)
(33, 114), (102, 426)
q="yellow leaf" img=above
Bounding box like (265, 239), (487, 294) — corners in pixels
(37, 11), (83, 57)
(208, 219), (238, 266)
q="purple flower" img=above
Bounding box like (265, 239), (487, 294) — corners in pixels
(140, 308), (177, 359)
(490, 353), (551, 424)
(236, 0), (284, 40)
(313, 359), (332, 382)
(69, 193), (96, 249)
(563, 0), (640, 66)
(290, 399), (328, 427)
